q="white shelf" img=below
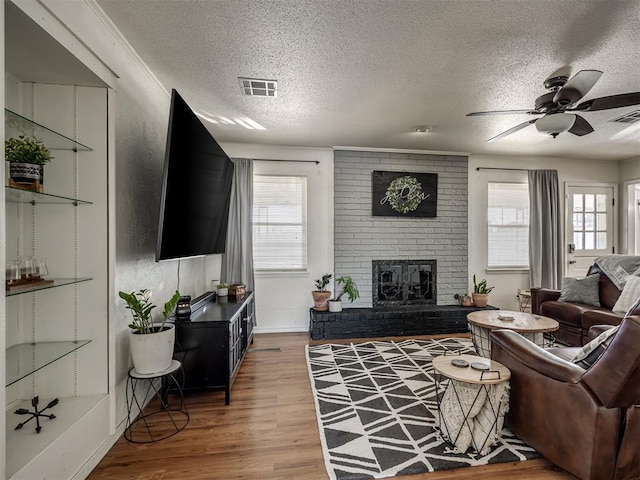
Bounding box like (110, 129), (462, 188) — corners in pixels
(6, 394), (107, 478)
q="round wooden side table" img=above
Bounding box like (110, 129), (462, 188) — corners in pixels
(432, 354), (511, 454)
(466, 310), (559, 358)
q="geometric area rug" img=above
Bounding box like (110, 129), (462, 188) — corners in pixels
(306, 337), (540, 480)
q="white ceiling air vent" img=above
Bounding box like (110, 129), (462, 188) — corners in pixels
(238, 78), (277, 97)
(609, 110), (640, 124)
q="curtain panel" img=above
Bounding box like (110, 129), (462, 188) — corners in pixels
(222, 158), (255, 290)
(528, 169), (562, 289)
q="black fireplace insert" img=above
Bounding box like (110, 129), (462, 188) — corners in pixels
(372, 259), (437, 307)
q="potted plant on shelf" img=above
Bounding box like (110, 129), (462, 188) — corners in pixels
(5, 134), (54, 193)
(216, 282), (229, 297)
(454, 293), (473, 307)
(312, 273), (332, 311)
(329, 276), (360, 312)
(472, 274), (494, 308)
(119, 289), (180, 374)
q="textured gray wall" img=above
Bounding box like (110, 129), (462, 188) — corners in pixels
(334, 150), (468, 307)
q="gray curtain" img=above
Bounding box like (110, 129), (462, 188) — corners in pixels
(222, 158), (254, 290)
(528, 169), (562, 289)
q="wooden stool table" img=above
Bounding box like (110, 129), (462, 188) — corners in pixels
(466, 310), (559, 358)
(432, 354), (510, 454)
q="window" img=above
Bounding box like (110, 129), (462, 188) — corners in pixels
(253, 175), (307, 270)
(488, 182), (529, 268)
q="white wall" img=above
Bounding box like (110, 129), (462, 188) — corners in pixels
(468, 154), (620, 310)
(220, 143), (334, 333)
(618, 156), (640, 254)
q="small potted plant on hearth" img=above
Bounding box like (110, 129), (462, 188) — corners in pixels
(312, 273), (332, 311)
(472, 274), (494, 308)
(329, 276), (360, 312)
(119, 289), (181, 374)
(5, 135), (54, 193)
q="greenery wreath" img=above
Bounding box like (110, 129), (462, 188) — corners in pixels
(384, 176), (426, 213)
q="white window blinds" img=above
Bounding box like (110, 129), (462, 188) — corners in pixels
(488, 182), (530, 268)
(253, 175), (307, 270)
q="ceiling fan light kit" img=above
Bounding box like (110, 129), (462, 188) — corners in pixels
(468, 68), (640, 142)
(535, 113), (575, 137)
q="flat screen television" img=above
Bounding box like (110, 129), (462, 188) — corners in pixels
(156, 89), (235, 261)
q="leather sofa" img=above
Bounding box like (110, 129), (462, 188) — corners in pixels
(490, 318), (640, 480)
(531, 265), (626, 346)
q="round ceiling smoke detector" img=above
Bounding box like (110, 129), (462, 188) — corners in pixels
(414, 126), (432, 133)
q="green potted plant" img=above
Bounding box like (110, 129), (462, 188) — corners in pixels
(472, 274), (494, 308)
(119, 289), (180, 374)
(454, 293), (473, 307)
(329, 276), (360, 312)
(216, 281), (229, 297)
(5, 134), (54, 193)
(312, 273), (332, 311)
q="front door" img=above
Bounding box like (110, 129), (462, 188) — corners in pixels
(565, 185), (616, 277)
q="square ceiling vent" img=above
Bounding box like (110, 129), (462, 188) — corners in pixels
(609, 110), (640, 124)
(238, 78), (277, 97)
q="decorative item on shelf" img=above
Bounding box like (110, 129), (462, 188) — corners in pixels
(229, 283), (245, 297)
(472, 274), (494, 308)
(312, 273), (332, 311)
(119, 289), (181, 375)
(5, 256), (53, 292)
(175, 295), (192, 321)
(13, 396), (59, 433)
(216, 282), (229, 297)
(454, 293), (473, 307)
(5, 135), (54, 193)
(329, 276), (360, 312)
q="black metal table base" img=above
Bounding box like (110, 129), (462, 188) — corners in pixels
(125, 360), (189, 443)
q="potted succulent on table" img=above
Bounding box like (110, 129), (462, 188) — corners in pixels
(472, 274), (494, 308)
(329, 276), (360, 312)
(312, 273), (332, 311)
(216, 282), (229, 297)
(119, 289), (180, 374)
(5, 135), (53, 193)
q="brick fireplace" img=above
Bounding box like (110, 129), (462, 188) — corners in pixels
(333, 150), (469, 307)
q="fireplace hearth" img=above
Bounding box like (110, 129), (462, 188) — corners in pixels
(373, 259), (437, 307)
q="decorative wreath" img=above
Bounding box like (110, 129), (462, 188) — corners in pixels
(384, 176), (426, 213)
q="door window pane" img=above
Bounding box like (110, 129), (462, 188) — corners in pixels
(573, 194), (583, 212)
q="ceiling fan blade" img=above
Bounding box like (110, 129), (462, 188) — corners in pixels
(467, 109), (538, 116)
(568, 114), (594, 136)
(571, 92), (640, 112)
(486, 119), (538, 143)
(553, 69), (603, 106)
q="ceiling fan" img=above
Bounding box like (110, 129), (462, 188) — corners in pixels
(467, 69), (640, 143)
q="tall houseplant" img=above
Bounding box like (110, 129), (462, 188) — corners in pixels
(119, 289), (180, 374)
(5, 135), (53, 193)
(312, 273), (332, 311)
(329, 276), (360, 312)
(472, 274), (494, 308)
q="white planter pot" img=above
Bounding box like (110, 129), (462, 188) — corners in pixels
(217, 287), (228, 297)
(129, 323), (175, 374)
(329, 300), (343, 312)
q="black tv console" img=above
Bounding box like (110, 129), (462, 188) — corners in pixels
(171, 291), (255, 404)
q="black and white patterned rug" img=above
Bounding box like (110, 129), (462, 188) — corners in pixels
(306, 338), (540, 480)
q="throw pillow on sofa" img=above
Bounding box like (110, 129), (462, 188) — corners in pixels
(571, 325), (619, 369)
(612, 275), (640, 313)
(558, 274), (600, 307)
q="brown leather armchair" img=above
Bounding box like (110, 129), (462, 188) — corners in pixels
(490, 316), (640, 480)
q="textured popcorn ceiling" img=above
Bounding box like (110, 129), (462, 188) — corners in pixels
(96, 0), (640, 160)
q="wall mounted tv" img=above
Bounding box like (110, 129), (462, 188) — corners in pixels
(156, 89), (234, 261)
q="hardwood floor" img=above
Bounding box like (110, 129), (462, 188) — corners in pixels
(88, 333), (575, 480)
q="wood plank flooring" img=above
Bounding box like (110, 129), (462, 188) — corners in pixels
(88, 333), (575, 480)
